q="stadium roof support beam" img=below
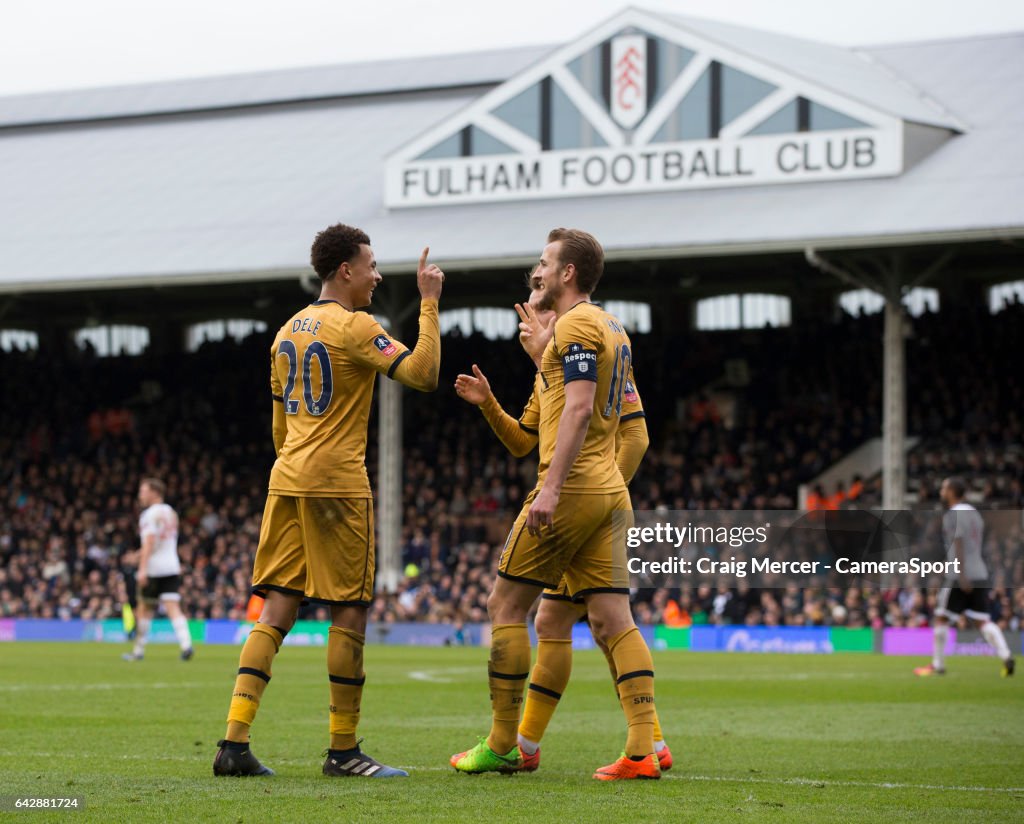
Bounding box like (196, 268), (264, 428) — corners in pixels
(905, 250), (956, 292)
(806, 247), (954, 509)
(880, 271), (906, 511)
(806, 248), (908, 509)
(377, 368), (402, 593)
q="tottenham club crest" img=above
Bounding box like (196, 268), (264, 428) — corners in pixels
(610, 34), (647, 130)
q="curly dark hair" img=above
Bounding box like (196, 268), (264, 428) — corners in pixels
(310, 223), (371, 281)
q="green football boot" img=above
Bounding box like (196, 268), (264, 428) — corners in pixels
(451, 737), (522, 774)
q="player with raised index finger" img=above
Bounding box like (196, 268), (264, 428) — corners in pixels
(213, 224), (444, 779)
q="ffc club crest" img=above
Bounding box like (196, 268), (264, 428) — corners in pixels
(610, 34), (647, 130)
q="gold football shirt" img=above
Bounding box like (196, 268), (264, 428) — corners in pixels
(268, 299), (438, 496)
(536, 302), (636, 493)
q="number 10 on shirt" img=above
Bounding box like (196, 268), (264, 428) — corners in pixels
(604, 343), (632, 418)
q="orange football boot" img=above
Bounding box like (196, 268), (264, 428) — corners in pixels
(593, 752), (661, 780)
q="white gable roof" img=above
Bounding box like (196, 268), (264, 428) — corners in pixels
(651, 11), (965, 130)
(391, 6), (924, 165)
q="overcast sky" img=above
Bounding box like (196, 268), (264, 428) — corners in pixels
(2, 0), (1023, 97)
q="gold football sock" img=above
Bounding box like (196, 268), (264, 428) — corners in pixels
(225, 623), (284, 743)
(328, 626), (366, 752)
(518, 638), (573, 746)
(600, 639), (618, 683)
(601, 634), (663, 743)
(486, 623), (531, 755)
(608, 627), (656, 758)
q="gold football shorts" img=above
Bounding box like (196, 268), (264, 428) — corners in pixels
(252, 495), (374, 605)
(541, 578), (587, 606)
(498, 487), (632, 600)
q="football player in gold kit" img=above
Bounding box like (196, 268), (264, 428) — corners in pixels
(214, 223), (444, 778)
(452, 229), (660, 780)
(453, 276), (673, 775)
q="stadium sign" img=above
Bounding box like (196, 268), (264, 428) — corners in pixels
(393, 133), (890, 205)
(690, 625), (836, 654)
(385, 10), (904, 208)
(722, 628), (834, 655)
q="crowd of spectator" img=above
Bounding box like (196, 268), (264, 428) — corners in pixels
(1, 298), (1021, 631)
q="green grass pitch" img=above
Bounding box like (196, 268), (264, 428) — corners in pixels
(1, 643), (1021, 823)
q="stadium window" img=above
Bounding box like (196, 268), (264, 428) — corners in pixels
(720, 65), (776, 129)
(440, 308), (473, 336)
(466, 125), (516, 156)
(74, 325), (149, 357)
(473, 307), (519, 339)
(186, 319), (268, 352)
(807, 100), (867, 131)
(902, 287), (939, 316)
(440, 307), (518, 340)
(742, 294), (791, 328)
(697, 295), (740, 330)
(989, 280), (1024, 314)
(653, 64), (712, 142)
(0, 329), (39, 352)
(696, 294), (791, 330)
(838, 289), (885, 316)
(839, 288), (939, 318)
(492, 83), (542, 143)
(603, 300), (652, 333)
(416, 132), (461, 160)
(549, 77), (608, 150)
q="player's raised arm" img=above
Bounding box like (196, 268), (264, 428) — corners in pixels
(388, 247), (443, 391)
(455, 364), (539, 457)
(347, 247), (443, 392)
(416, 246), (444, 301)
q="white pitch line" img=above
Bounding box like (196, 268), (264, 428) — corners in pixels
(671, 774), (1024, 794)
(408, 667), (480, 683)
(401, 765), (1024, 794)
(0, 681), (217, 692)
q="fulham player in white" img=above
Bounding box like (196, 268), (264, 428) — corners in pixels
(123, 478), (195, 661)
